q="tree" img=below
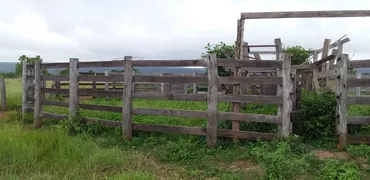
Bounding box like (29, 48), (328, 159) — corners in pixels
(202, 42), (235, 77)
(15, 55), (49, 76)
(282, 45), (311, 65)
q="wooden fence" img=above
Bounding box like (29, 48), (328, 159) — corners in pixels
(23, 53), (294, 146)
(54, 72), (208, 95)
(337, 54), (370, 149)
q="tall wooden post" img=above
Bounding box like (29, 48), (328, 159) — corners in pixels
(33, 59), (42, 128)
(122, 56), (134, 141)
(193, 72), (197, 94)
(356, 72), (361, 96)
(320, 39), (331, 87)
(105, 71), (109, 100)
(22, 62), (28, 122)
(231, 19), (245, 142)
(0, 78), (6, 111)
(337, 54), (349, 150)
(207, 54), (218, 147)
(69, 58), (79, 121)
(281, 53), (293, 137)
(160, 73), (165, 94)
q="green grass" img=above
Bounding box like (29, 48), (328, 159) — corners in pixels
(2, 78), (370, 179)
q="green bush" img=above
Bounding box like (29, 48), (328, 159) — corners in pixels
(293, 89), (337, 140)
(319, 159), (361, 180)
(347, 144), (370, 160)
(250, 139), (310, 179)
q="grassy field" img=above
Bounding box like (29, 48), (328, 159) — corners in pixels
(1, 78), (370, 180)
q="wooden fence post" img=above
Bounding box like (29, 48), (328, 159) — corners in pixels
(281, 53), (293, 137)
(22, 62), (28, 122)
(122, 56), (133, 141)
(92, 72), (96, 99)
(160, 73), (165, 94)
(0, 78), (6, 111)
(207, 54), (218, 147)
(356, 72), (361, 96)
(337, 54), (349, 150)
(69, 58), (79, 121)
(105, 71), (109, 100)
(33, 59), (42, 128)
(193, 72), (197, 94)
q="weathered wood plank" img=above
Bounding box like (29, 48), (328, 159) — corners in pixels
(348, 78), (370, 87)
(217, 129), (277, 140)
(42, 76), (69, 81)
(207, 54), (218, 147)
(349, 59), (370, 68)
(219, 94), (282, 104)
(69, 58), (79, 121)
(0, 78), (6, 111)
(338, 54), (349, 150)
(347, 96), (370, 105)
(281, 53), (293, 137)
(133, 123), (206, 136)
(22, 62), (29, 122)
(133, 108), (207, 118)
(219, 112), (280, 124)
(241, 10), (370, 19)
(347, 116), (370, 125)
(133, 92), (206, 101)
(217, 59), (282, 68)
(122, 56), (134, 141)
(348, 135), (370, 145)
(248, 44), (276, 48)
(42, 112), (67, 120)
(33, 60), (42, 128)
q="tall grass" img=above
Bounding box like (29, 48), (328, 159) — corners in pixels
(0, 114), (187, 180)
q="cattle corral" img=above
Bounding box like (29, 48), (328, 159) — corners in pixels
(19, 10), (370, 149)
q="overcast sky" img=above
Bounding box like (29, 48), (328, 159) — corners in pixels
(0, 0), (369, 62)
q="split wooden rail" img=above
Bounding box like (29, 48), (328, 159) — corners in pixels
(23, 54), (293, 147)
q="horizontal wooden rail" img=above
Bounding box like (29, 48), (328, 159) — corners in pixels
(37, 109), (278, 140)
(347, 97), (370, 105)
(37, 75), (283, 85)
(349, 59), (370, 68)
(248, 45), (277, 48)
(43, 89), (282, 104)
(348, 135), (370, 144)
(28, 58), (284, 69)
(42, 100), (280, 124)
(348, 78), (370, 87)
(241, 10), (370, 19)
(347, 116), (370, 124)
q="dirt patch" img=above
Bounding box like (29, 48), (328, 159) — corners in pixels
(0, 111), (7, 119)
(80, 96), (93, 100)
(221, 160), (262, 175)
(313, 150), (350, 160)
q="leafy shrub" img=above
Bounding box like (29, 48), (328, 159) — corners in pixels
(319, 159), (361, 180)
(250, 139), (310, 179)
(293, 89), (337, 140)
(347, 144), (370, 160)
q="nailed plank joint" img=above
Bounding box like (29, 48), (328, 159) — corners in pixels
(207, 54), (218, 147)
(122, 56), (134, 141)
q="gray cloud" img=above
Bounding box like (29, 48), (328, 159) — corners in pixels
(0, 0), (369, 62)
